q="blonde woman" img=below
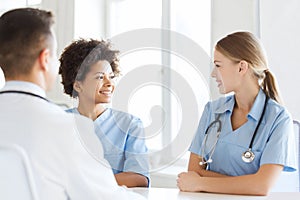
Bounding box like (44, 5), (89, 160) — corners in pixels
(177, 31), (296, 195)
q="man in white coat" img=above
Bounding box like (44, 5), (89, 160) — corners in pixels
(0, 8), (144, 200)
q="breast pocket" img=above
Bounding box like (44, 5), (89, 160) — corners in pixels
(210, 140), (263, 176)
(227, 141), (263, 175)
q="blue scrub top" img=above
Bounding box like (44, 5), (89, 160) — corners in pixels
(189, 89), (297, 176)
(66, 108), (149, 182)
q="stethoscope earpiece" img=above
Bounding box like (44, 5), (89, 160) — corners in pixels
(199, 158), (213, 166)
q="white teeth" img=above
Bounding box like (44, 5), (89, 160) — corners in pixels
(100, 91), (111, 94)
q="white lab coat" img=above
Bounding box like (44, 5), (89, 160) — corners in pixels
(0, 81), (144, 200)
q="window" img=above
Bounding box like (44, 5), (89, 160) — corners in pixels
(0, 0), (42, 15)
(105, 0), (211, 171)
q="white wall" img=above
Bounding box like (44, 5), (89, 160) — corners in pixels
(260, 0), (300, 120)
(74, 0), (106, 39)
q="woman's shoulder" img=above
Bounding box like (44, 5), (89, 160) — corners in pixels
(107, 109), (144, 131)
(109, 108), (141, 121)
(267, 98), (292, 120)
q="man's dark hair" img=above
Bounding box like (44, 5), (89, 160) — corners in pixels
(0, 8), (54, 78)
(59, 38), (120, 98)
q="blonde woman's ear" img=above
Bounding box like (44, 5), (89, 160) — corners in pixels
(239, 60), (249, 73)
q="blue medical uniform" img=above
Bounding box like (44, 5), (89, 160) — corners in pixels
(67, 108), (150, 183)
(189, 89), (297, 176)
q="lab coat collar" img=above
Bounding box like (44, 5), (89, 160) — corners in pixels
(1, 81), (47, 98)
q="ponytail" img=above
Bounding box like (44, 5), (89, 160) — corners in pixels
(261, 70), (282, 104)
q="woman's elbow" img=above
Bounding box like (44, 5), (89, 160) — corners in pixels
(254, 189), (269, 196)
(251, 183), (272, 196)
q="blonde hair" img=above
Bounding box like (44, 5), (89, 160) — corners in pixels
(215, 31), (282, 104)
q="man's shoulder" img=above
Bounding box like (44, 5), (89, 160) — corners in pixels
(37, 103), (94, 132)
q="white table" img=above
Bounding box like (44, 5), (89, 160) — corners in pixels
(130, 187), (300, 200)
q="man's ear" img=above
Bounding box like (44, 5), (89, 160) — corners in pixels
(238, 60), (249, 74)
(38, 48), (50, 71)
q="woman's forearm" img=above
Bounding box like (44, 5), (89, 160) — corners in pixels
(178, 164), (283, 196)
(115, 172), (148, 187)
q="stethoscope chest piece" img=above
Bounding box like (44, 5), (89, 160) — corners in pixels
(242, 149), (255, 163)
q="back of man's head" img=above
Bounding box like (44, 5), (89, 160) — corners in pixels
(0, 8), (54, 79)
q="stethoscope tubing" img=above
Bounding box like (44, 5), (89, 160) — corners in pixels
(247, 96), (269, 149)
(201, 95), (269, 165)
(0, 90), (49, 102)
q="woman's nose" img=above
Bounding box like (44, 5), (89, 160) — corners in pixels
(103, 75), (113, 86)
(211, 67), (216, 78)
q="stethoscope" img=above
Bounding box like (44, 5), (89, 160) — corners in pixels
(0, 90), (49, 102)
(199, 95), (269, 166)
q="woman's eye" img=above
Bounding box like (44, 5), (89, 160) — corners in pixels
(96, 74), (116, 80)
(109, 75), (116, 79)
(97, 75), (104, 80)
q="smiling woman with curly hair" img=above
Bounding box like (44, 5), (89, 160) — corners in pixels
(59, 38), (149, 187)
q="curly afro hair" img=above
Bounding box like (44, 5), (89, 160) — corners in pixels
(59, 38), (120, 98)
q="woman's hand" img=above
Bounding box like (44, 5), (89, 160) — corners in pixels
(177, 171), (202, 192)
